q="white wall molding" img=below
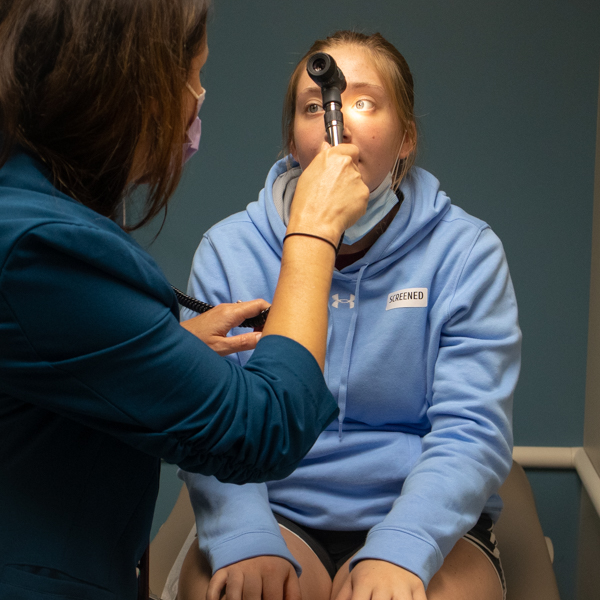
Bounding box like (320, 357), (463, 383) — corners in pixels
(513, 446), (600, 518)
(513, 446), (578, 469)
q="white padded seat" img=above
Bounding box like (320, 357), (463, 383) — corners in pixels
(495, 461), (561, 599)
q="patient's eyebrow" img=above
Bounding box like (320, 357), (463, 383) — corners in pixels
(297, 86), (323, 98)
(297, 82), (385, 99)
(346, 82), (385, 93)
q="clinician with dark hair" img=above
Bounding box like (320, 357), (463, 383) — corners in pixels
(0, 1), (369, 598)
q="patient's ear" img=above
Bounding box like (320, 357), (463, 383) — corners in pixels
(400, 122), (417, 159)
(290, 138), (298, 162)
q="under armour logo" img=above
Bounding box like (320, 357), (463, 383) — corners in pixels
(331, 294), (355, 309)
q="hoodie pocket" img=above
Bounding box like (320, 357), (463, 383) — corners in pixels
(0, 564), (115, 600)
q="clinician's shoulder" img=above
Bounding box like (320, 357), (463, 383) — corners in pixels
(2, 190), (122, 266)
(0, 192), (172, 309)
(0, 151), (142, 263)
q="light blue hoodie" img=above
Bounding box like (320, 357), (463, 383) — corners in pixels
(180, 158), (521, 587)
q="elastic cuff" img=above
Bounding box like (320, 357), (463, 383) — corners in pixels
(209, 530), (302, 577)
(350, 528), (443, 588)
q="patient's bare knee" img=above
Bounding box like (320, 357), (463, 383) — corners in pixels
(426, 539), (503, 600)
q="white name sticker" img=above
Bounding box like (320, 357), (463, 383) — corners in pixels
(386, 288), (428, 310)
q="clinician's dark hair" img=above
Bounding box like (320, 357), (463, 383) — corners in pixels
(0, 0), (210, 230)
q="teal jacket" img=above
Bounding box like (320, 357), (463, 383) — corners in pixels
(0, 150), (338, 599)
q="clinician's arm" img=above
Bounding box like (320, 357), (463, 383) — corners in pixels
(263, 143), (367, 370)
(182, 143), (368, 370)
(186, 144), (369, 370)
(0, 218), (336, 484)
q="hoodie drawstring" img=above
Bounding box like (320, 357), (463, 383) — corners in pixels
(337, 264), (367, 439)
(324, 302), (333, 388)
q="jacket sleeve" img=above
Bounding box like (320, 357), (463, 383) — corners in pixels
(0, 222), (338, 484)
(350, 227), (521, 586)
(180, 235), (298, 574)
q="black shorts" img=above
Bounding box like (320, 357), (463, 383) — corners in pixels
(274, 512), (506, 598)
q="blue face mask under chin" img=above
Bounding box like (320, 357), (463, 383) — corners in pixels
(342, 172), (397, 245)
(342, 132), (407, 246)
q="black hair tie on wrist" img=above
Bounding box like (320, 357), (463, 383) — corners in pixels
(283, 232), (340, 254)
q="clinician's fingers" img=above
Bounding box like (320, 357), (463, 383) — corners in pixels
(212, 331), (262, 356)
(290, 143), (368, 239)
(325, 141), (360, 167)
(180, 299), (269, 346)
(226, 299), (271, 328)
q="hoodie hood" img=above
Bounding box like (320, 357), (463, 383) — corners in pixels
(246, 156), (452, 279)
(246, 157), (453, 435)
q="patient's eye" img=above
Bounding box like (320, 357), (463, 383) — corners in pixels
(354, 99), (374, 111)
(307, 103), (323, 114)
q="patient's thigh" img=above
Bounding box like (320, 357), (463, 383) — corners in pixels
(426, 538), (503, 600)
(279, 525), (332, 600)
(177, 541), (212, 600)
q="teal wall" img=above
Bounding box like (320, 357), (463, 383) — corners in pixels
(141, 1), (600, 598)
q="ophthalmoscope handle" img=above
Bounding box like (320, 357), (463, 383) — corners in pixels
(306, 52), (347, 146)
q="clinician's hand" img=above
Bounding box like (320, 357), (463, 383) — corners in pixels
(181, 299), (270, 356)
(207, 556), (301, 600)
(262, 142), (368, 370)
(334, 560), (427, 600)
(289, 142), (368, 245)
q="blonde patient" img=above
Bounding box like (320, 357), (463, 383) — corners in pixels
(177, 30), (520, 600)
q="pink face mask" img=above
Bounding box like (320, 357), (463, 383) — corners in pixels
(183, 83), (206, 164)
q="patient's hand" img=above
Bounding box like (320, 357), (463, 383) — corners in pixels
(334, 560), (427, 600)
(181, 299), (270, 356)
(207, 556), (301, 600)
